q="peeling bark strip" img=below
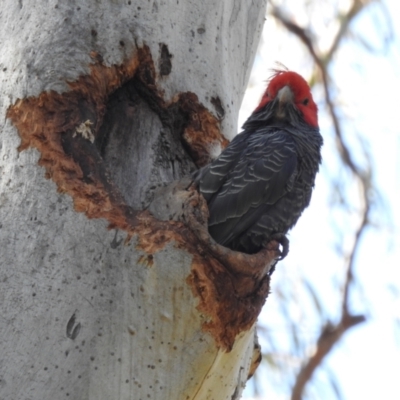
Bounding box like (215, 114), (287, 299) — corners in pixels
(7, 45), (276, 351)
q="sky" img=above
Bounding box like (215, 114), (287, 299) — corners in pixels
(241, 1), (400, 399)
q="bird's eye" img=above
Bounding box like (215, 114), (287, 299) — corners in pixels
(302, 98), (309, 105)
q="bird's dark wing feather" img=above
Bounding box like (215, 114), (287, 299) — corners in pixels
(205, 130), (298, 245)
(196, 133), (249, 201)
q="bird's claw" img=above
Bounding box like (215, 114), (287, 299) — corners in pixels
(269, 233), (289, 260)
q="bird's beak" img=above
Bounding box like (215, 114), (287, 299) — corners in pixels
(275, 85), (294, 119)
(277, 85), (294, 104)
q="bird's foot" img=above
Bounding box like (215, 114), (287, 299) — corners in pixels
(268, 233), (289, 261)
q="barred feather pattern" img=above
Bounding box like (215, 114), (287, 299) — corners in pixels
(194, 93), (323, 254)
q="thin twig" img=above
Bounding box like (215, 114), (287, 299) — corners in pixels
(326, 0), (371, 61)
(342, 190), (369, 315)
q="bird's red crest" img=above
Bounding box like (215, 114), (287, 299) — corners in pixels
(255, 70), (318, 127)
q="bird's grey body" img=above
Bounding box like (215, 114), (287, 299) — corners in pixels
(194, 78), (323, 255)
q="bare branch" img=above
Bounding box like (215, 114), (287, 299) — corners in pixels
(268, 2), (376, 399)
(291, 314), (366, 400)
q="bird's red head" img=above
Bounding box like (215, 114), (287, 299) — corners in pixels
(255, 70), (318, 128)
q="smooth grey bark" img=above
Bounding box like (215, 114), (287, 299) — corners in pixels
(0, 1), (267, 399)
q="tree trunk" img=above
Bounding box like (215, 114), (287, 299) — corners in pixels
(0, 1), (274, 399)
